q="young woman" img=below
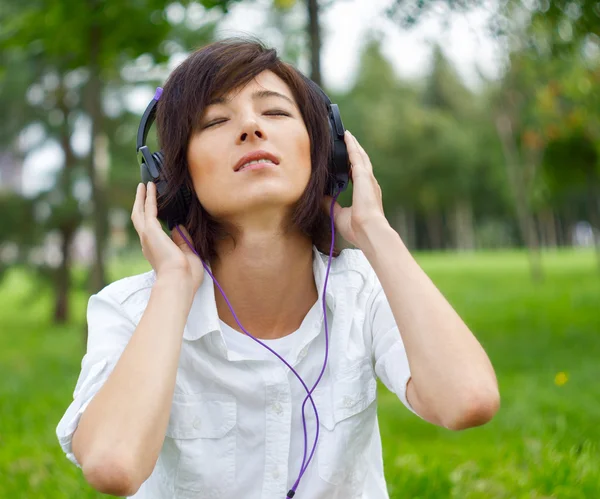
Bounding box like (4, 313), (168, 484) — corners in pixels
(56, 37), (499, 499)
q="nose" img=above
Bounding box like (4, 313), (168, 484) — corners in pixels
(237, 118), (265, 144)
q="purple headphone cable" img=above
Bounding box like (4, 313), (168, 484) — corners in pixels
(174, 189), (342, 498)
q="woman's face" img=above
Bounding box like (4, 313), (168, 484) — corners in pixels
(187, 70), (312, 222)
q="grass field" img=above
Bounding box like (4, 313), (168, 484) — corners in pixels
(1, 250), (598, 498)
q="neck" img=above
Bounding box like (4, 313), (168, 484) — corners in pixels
(211, 229), (318, 340)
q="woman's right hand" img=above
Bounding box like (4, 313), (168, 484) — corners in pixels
(131, 182), (205, 295)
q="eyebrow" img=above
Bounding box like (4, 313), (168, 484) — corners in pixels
(208, 89), (296, 107)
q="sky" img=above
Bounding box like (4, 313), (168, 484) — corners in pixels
(20, 0), (504, 197)
(216, 0), (504, 92)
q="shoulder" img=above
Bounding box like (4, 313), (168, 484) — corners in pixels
(93, 269), (157, 310)
(82, 271), (157, 354)
(315, 247), (378, 290)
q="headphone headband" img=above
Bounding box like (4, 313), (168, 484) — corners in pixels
(136, 88), (162, 157)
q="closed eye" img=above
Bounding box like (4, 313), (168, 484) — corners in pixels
(203, 109), (291, 129)
(264, 109), (291, 117)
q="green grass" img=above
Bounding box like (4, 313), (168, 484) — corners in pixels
(1, 250), (599, 498)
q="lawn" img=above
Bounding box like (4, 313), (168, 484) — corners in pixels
(0, 249), (598, 498)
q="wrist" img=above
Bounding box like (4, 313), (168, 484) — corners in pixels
(357, 217), (396, 256)
(154, 273), (195, 300)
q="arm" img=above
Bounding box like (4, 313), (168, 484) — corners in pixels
(324, 130), (499, 431)
(73, 277), (194, 496)
(362, 220), (500, 430)
(63, 182), (203, 496)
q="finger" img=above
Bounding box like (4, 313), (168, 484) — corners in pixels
(348, 131), (373, 174)
(144, 181), (158, 220)
(131, 183), (145, 232)
(344, 131), (364, 176)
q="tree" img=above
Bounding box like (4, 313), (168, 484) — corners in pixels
(333, 36), (423, 247)
(385, 0), (600, 277)
(419, 45), (485, 250)
(385, 0), (600, 56)
(0, 0), (240, 323)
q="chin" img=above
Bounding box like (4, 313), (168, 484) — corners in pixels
(205, 194), (304, 219)
(242, 180), (306, 202)
(203, 176), (309, 215)
(242, 192), (304, 211)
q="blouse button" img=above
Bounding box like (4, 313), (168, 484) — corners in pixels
(193, 417), (202, 429)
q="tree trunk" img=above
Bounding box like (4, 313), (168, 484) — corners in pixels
(495, 114), (543, 282)
(425, 211), (444, 250)
(586, 174), (600, 272)
(451, 199), (475, 251)
(393, 207), (416, 249)
(86, 0), (108, 295)
(307, 0), (322, 86)
(539, 209), (557, 249)
(54, 75), (78, 324)
(406, 208), (416, 250)
(555, 214), (565, 247)
(55, 225), (76, 323)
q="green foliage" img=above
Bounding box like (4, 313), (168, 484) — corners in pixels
(385, 0), (600, 55)
(0, 0), (242, 72)
(422, 45), (474, 117)
(543, 132), (598, 189)
(333, 35), (511, 246)
(1, 250), (598, 497)
(524, 0), (600, 55)
(0, 0), (239, 299)
(0, 192), (40, 280)
(332, 36), (424, 209)
(1, 0), (599, 293)
(0, 191), (40, 247)
(384, 0), (600, 220)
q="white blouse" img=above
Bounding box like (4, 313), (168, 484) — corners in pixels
(56, 246), (419, 499)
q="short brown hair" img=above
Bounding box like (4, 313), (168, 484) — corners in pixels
(155, 36), (339, 264)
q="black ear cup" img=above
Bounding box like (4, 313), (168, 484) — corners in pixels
(297, 75), (350, 196)
(150, 151), (168, 197)
(149, 151), (192, 230)
(325, 103), (350, 196)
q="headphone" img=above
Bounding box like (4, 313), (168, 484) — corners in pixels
(135, 75), (350, 498)
(136, 76), (350, 230)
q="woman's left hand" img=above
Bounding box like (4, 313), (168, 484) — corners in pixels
(322, 130), (391, 249)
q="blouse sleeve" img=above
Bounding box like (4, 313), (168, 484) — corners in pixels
(367, 274), (421, 418)
(55, 289), (136, 467)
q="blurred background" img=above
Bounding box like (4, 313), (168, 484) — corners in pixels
(0, 0), (599, 497)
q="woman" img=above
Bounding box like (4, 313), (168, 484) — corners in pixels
(56, 37), (499, 499)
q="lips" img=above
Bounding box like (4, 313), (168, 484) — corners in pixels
(234, 150), (280, 172)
